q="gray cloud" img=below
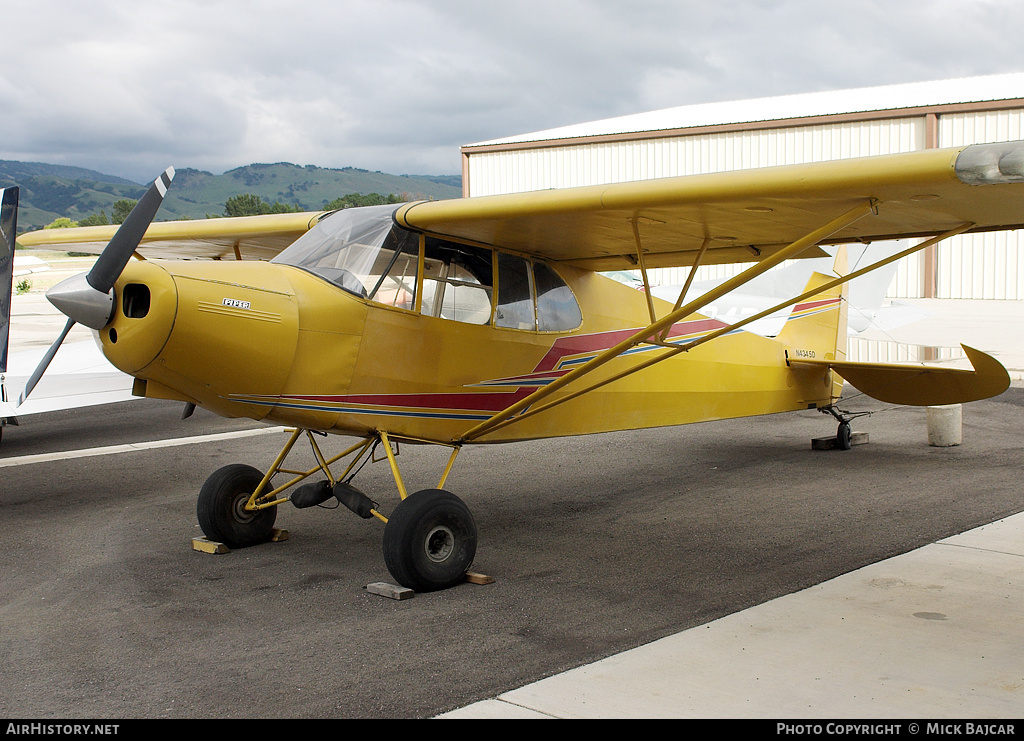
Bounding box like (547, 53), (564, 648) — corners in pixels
(1, 0), (1021, 182)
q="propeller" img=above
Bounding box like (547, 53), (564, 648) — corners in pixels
(18, 167), (174, 405)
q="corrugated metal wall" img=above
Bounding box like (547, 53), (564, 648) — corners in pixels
(937, 109), (1024, 299)
(467, 117), (925, 194)
(466, 108), (1024, 300)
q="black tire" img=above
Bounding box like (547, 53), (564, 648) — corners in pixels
(197, 464), (277, 548)
(382, 489), (477, 592)
(837, 421), (853, 450)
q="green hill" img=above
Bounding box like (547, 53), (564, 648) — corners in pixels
(0, 160), (462, 231)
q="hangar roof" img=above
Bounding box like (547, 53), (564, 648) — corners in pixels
(467, 73), (1024, 149)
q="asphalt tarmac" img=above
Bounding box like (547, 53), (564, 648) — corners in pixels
(1, 386), (1023, 719)
(3, 288), (1023, 719)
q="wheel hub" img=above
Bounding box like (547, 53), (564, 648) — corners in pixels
(424, 525), (455, 563)
(232, 492), (257, 523)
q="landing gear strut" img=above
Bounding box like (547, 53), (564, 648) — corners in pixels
(195, 429), (475, 592)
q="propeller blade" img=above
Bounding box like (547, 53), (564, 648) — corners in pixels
(87, 166), (175, 293)
(18, 317), (75, 405)
(23, 167), (175, 405)
(47, 166), (175, 330)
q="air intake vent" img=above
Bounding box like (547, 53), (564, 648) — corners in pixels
(122, 283), (151, 318)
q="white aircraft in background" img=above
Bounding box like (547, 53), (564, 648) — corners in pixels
(605, 241), (930, 338)
(0, 188), (133, 443)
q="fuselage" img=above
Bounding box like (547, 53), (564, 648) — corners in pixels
(101, 205), (844, 444)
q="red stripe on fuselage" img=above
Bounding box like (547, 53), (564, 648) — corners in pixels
(284, 316), (730, 412)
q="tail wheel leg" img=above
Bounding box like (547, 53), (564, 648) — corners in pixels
(823, 406), (865, 451)
(197, 464), (277, 548)
(382, 489), (477, 592)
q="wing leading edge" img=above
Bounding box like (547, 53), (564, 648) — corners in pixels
(395, 141), (1024, 271)
(17, 211), (328, 261)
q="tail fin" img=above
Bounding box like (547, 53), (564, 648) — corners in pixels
(775, 247), (849, 399)
(844, 241), (904, 333)
(0, 186), (18, 375)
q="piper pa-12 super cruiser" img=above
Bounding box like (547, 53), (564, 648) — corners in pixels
(16, 142), (1021, 591)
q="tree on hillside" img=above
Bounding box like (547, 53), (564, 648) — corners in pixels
(224, 193), (264, 216)
(224, 193), (303, 217)
(112, 199), (137, 224)
(323, 193), (404, 210)
(76, 198), (137, 226)
(79, 211), (109, 226)
(44, 217), (79, 229)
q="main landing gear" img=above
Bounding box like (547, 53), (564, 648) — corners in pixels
(197, 463), (278, 547)
(195, 429), (477, 592)
(382, 489), (477, 592)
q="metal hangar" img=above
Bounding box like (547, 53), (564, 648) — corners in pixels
(460, 73), (1024, 301)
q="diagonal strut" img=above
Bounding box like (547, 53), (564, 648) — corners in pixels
(456, 199), (879, 443)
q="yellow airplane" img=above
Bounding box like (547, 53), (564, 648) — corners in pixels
(16, 141), (1022, 591)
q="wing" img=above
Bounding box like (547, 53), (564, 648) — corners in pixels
(395, 141), (1024, 271)
(16, 211), (328, 261)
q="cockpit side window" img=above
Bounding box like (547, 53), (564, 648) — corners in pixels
(418, 237), (582, 331)
(534, 262), (583, 331)
(496, 252), (536, 330)
(420, 238), (494, 325)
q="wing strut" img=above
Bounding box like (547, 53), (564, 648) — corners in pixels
(677, 222), (973, 354)
(630, 217), (658, 326)
(662, 235), (712, 342)
(631, 215), (716, 342)
(473, 222), (976, 436)
(456, 199), (878, 443)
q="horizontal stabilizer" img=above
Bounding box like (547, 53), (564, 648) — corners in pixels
(790, 345), (1009, 406)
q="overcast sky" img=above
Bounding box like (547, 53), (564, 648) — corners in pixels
(3, 0), (1023, 183)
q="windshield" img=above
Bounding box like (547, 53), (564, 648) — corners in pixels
(272, 204), (417, 303)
